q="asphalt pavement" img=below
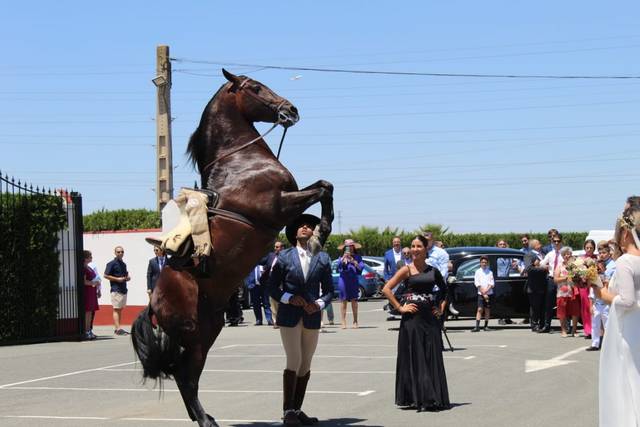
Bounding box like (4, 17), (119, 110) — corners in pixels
(0, 301), (598, 427)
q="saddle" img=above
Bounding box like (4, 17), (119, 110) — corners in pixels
(146, 188), (219, 258)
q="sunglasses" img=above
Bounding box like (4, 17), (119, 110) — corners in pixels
(552, 240), (561, 243)
(116, 251), (124, 253)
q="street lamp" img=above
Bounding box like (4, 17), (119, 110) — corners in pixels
(152, 75), (167, 87)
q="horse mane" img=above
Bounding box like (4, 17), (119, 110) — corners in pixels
(186, 83), (229, 173)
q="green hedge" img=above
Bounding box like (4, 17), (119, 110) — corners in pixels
(0, 193), (67, 342)
(84, 208), (160, 232)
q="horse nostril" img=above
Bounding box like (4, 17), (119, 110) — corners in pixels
(289, 106), (298, 115)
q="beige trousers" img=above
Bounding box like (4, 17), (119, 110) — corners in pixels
(279, 319), (319, 375)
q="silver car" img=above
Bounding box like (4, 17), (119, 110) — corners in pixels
(361, 256), (385, 278)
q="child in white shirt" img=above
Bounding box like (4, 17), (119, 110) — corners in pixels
(472, 256), (495, 332)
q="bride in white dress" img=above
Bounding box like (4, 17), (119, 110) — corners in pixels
(594, 201), (640, 427)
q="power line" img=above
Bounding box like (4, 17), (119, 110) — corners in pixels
(1, 122), (639, 140)
(301, 99), (640, 120)
(193, 34), (640, 64)
(172, 59), (640, 80)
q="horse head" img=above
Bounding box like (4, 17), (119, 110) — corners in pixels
(222, 68), (299, 128)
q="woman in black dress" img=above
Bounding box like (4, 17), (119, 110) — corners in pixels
(382, 234), (450, 412)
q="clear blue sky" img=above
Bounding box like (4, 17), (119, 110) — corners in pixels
(2, 2), (639, 233)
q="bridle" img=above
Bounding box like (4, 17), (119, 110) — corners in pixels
(201, 78), (295, 175)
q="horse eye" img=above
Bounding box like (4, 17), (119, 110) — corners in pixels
(251, 85), (261, 93)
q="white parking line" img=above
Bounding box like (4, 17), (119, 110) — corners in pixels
(217, 343), (506, 349)
(1, 415), (109, 420)
(0, 361), (137, 389)
(465, 344), (508, 348)
(1, 386), (375, 395)
(1, 415), (279, 423)
(207, 354), (473, 359)
(218, 343), (397, 348)
(102, 368), (396, 374)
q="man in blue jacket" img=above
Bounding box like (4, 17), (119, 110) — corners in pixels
(269, 213), (333, 426)
(383, 236), (403, 281)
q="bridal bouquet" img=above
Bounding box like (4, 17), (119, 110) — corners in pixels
(566, 257), (603, 288)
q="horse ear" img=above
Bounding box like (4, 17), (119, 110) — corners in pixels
(222, 68), (241, 86)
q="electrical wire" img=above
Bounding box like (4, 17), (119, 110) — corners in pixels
(172, 60), (640, 80)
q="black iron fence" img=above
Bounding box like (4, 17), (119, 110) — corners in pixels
(0, 172), (85, 345)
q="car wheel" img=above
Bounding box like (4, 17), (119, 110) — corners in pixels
(358, 286), (368, 301)
(448, 302), (460, 316)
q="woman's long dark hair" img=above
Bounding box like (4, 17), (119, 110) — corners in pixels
(413, 234), (429, 248)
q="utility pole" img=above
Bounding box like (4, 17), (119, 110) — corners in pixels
(153, 45), (173, 212)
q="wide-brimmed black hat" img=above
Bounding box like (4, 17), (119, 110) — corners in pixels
(285, 213), (321, 246)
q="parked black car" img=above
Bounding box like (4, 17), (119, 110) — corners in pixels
(446, 247), (529, 319)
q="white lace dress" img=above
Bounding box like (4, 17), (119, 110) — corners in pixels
(599, 253), (640, 427)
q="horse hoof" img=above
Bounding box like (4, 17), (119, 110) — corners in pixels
(308, 234), (322, 255)
(200, 414), (219, 427)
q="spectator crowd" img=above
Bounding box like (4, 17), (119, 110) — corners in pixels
(85, 225), (617, 354)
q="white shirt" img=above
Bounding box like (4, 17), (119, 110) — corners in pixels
(427, 246), (450, 280)
(474, 267), (495, 295)
(393, 249), (401, 264)
(540, 249), (562, 277)
(88, 261), (102, 292)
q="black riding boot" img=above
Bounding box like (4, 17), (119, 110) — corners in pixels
(294, 371), (318, 425)
(283, 370), (300, 426)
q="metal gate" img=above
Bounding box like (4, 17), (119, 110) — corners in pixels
(0, 172), (85, 345)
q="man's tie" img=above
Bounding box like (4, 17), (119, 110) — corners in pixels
(553, 250), (559, 271)
(158, 257), (164, 270)
(300, 251), (310, 280)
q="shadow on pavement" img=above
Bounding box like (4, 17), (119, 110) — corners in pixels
(229, 418), (383, 427)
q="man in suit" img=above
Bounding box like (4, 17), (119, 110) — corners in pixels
(246, 264), (274, 326)
(523, 255), (547, 331)
(383, 236), (403, 281)
(146, 247), (166, 301)
(541, 228), (559, 256)
(268, 214), (333, 426)
(261, 240), (285, 328)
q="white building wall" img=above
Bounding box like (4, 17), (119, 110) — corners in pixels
(84, 229), (162, 307)
(83, 200), (181, 307)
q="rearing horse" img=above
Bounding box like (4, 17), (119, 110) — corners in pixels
(131, 69), (334, 427)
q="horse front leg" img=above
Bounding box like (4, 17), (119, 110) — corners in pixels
(175, 346), (218, 427)
(280, 180), (334, 252)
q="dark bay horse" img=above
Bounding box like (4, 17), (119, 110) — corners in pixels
(131, 69), (334, 427)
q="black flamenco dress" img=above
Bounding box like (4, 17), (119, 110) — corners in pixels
(395, 265), (450, 411)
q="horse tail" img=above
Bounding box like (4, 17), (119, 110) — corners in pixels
(131, 305), (182, 382)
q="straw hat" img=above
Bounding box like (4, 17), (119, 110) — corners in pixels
(337, 238), (362, 250)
